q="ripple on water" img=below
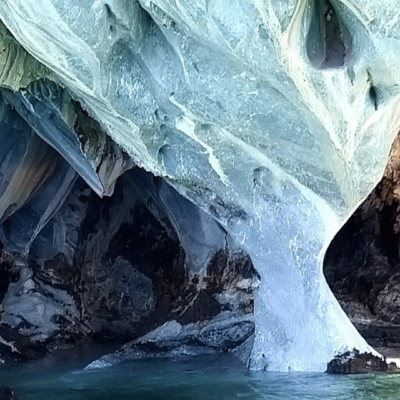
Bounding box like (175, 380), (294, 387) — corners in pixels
(2, 347), (400, 400)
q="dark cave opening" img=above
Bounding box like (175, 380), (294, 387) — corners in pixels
(0, 163), (258, 363)
(306, 0), (352, 69)
(324, 135), (400, 349)
(0, 83), (258, 365)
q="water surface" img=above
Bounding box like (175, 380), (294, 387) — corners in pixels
(1, 346), (400, 399)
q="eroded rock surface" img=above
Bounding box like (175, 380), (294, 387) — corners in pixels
(0, 0), (400, 371)
(0, 164), (258, 364)
(85, 315), (254, 369)
(326, 349), (400, 374)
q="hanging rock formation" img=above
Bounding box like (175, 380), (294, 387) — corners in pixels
(0, 0), (399, 371)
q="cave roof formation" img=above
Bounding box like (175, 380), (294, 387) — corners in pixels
(0, 0), (400, 371)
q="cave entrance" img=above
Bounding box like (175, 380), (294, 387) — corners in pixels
(324, 135), (400, 354)
(0, 158), (258, 363)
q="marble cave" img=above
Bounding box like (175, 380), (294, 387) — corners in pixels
(1, 2), (400, 394)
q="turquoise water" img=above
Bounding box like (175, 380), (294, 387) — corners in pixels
(1, 346), (400, 399)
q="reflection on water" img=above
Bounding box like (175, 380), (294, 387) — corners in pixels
(2, 346), (400, 400)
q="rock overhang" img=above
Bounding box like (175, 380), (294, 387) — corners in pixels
(0, 0), (399, 371)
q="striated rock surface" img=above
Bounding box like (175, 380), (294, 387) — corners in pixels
(0, 0), (399, 371)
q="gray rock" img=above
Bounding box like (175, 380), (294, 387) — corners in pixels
(84, 354), (123, 370)
(0, 165), (256, 362)
(84, 314), (254, 369)
(1, 0), (400, 370)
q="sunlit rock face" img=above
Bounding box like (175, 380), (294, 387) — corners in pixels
(1, 0), (400, 371)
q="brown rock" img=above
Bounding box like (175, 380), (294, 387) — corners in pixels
(326, 349), (400, 374)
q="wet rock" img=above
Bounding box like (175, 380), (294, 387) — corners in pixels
(85, 314), (254, 370)
(326, 349), (400, 374)
(0, 324), (47, 363)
